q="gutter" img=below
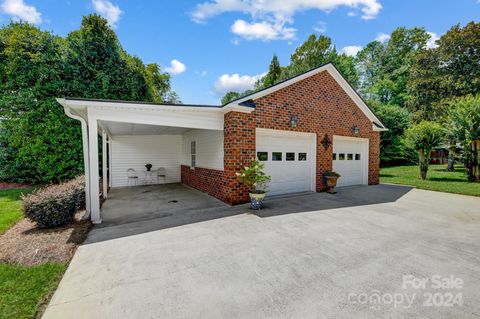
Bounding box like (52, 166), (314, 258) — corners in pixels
(58, 98), (91, 219)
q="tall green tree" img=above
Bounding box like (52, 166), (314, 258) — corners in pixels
(408, 22), (480, 120)
(405, 121), (445, 180)
(370, 102), (415, 166)
(0, 22), (83, 183)
(447, 94), (480, 181)
(287, 34), (358, 86)
(65, 14), (148, 100)
(356, 27), (429, 108)
(221, 91), (240, 105)
(0, 15), (179, 184)
(262, 54), (281, 87)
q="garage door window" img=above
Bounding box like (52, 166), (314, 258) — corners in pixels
(298, 153), (307, 161)
(286, 152), (295, 161)
(339, 153), (345, 160)
(257, 152), (268, 161)
(355, 154), (361, 160)
(347, 153), (353, 160)
(333, 153), (337, 160)
(272, 152), (282, 161)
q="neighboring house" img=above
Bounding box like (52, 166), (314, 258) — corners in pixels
(58, 63), (387, 223)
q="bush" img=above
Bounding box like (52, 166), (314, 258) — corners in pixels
(22, 176), (85, 228)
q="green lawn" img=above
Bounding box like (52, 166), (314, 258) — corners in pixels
(380, 164), (480, 196)
(0, 188), (34, 234)
(0, 263), (66, 319)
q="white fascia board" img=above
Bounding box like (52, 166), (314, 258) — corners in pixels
(224, 64), (387, 131)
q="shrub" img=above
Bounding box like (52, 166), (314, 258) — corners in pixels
(22, 176), (85, 228)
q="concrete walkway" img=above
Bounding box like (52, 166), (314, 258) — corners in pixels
(43, 185), (480, 318)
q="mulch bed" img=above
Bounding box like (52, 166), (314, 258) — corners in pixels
(0, 182), (31, 190)
(0, 212), (92, 266)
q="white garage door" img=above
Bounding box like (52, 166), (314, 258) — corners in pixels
(256, 129), (316, 196)
(332, 136), (368, 187)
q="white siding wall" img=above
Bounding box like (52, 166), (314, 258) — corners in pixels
(182, 130), (224, 170)
(111, 135), (182, 187)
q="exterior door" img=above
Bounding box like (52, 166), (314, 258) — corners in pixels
(332, 136), (368, 187)
(256, 129), (316, 196)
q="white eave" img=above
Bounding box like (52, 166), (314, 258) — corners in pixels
(223, 63), (388, 132)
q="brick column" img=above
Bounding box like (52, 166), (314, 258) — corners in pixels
(223, 111), (256, 204)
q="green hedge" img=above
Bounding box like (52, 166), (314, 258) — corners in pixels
(22, 176), (85, 228)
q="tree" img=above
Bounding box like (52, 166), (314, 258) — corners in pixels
(370, 102), (415, 166)
(0, 22), (85, 183)
(447, 95), (480, 181)
(262, 54), (282, 87)
(405, 121), (445, 180)
(408, 22), (480, 120)
(287, 34), (359, 87)
(221, 91), (240, 105)
(0, 15), (179, 184)
(356, 27), (429, 108)
(144, 63), (178, 103)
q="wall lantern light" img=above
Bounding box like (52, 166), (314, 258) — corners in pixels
(352, 125), (360, 135)
(290, 115), (298, 128)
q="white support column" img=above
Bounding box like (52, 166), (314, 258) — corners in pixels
(102, 130), (108, 199)
(88, 117), (102, 224)
(108, 135), (112, 188)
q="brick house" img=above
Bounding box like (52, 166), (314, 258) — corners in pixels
(59, 63), (387, 223)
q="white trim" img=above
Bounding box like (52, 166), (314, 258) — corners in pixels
(333, 135), (369, 186)
(225, 64), (387, 132)
(108, 135), (112, 188)
(63, 106), (91, 217)
(102, 130), (108, 199)
(56, 98), (254, 117)
(88, 116), (102, 224)
(256, 128), (317, 193)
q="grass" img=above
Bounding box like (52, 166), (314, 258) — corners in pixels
(0, 188), (34, 234)
(0, 188), (67, 318)
(0, 263), (66, 319)
(380, 164), (480, 196)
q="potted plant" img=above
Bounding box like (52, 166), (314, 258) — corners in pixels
(145, 163), (152, 171)
(324, 171), (341, 194)
(236, 159), (271, 210)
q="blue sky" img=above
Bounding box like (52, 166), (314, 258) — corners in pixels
(0, 0), (478, 105)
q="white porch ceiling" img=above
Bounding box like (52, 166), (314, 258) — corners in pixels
(99, 120), (191, 136)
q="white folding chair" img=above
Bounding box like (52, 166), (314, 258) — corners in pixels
(155, 167), (166, 185)
(126, 168), (139, 186)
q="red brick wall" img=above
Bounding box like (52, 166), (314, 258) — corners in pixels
(183, 70), (380, 204)
(180, 165), (232, 202)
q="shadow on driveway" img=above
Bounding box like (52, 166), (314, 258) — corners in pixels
(85, 184), (413, 244)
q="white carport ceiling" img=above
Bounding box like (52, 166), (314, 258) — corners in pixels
(99, 120), (191, 136)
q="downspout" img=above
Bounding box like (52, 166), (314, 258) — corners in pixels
(62, 104), (91, 219)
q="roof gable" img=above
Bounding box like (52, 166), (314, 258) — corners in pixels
(224, 63), (387, 131)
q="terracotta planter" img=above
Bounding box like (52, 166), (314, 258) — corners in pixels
(325, 176), (338, 194)
(249, 192), (266, 210)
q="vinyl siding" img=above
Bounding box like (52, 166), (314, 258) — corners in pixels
(111, 135), (182, 187)
(182, 129), (224, 170)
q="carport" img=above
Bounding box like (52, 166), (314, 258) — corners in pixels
(58, 97), (252, 224)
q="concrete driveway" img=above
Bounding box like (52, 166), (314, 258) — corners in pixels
(43, 185), (480, 319)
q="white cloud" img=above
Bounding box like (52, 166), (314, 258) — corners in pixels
(426, 31), (439, 49)
(165, 59), (186, 75)
(214, 72), (266, 94)
(191, 0), (382, 22)
(191, 0), (382, 41)
(0, 0), (41, 24)
(340, 45), (363, 56)
(231, 19), (295, 41)
(92, 0), (122, 28)
(313, 21), (327, 33)
(375, 32), (390, 43)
